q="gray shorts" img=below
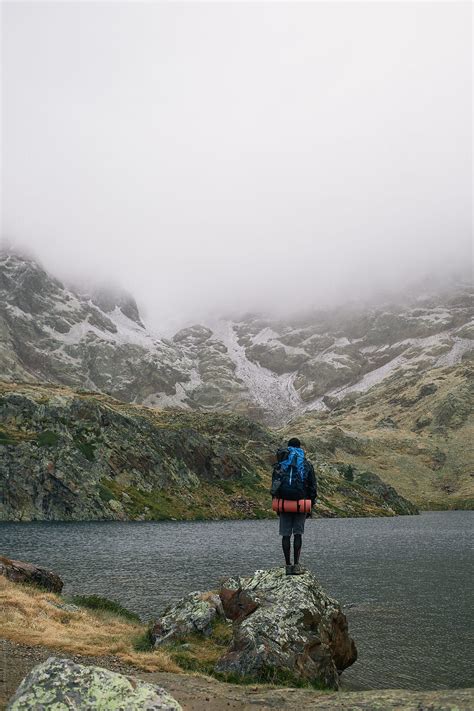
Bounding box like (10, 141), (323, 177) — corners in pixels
(279, 512), (306, 536)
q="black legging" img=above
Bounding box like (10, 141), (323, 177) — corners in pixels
(282, 534), (302, 565)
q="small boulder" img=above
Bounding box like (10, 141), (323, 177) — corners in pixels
(375, 416), (398, 429)
(413, 414), (432, 431)
(46, 600), (81, 613)
(215, 568), (357, 689)
(151, 591), (224, 646)
(7, 657), (181, 710)
(321, 395), (341, 411)
(418, 382), (438, 397)
(0, 556), (63, 593)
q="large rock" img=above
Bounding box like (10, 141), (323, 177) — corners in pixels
(151, 591), (224, 645)
(215, 568), (356, 689)
(7, 657), (181, 710)
(152, 567), (356, 689)
(0, 555), (63, 592)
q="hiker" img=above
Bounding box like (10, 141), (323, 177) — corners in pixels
(271, 437), (317, 575)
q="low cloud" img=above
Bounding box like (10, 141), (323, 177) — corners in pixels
(2, 2), (471, 330)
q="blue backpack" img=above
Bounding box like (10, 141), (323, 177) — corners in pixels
(273, 446), (307, 501)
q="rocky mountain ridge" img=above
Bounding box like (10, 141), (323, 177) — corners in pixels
(0, 381), (418, 521)
(1, 250), (472, 426)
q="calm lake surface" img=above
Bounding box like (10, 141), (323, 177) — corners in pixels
(1, 511), (472, 691)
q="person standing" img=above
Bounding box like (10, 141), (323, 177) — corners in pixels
(271, 437), (317, 575)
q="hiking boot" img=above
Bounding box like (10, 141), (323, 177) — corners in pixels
(292, 563), (304, 575)
(285, 564), (293, 575)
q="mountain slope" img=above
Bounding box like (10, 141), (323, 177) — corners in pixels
(0, 381), (418, 521)
(284, 363), (474, 509)
(0, 251), (188, 401)
(1, 250), (472, 426)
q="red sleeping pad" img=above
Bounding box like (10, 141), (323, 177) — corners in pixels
(272, 498), (312, 514)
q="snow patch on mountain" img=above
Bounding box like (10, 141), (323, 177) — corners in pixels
(252, 327), (280, 345)
(435, 338), (473, 367)
(42, 322), (111, 345)
(210, 319), (302, 422)
(42, 304), (158, 350)
(106, 307), (158, 349)
(313, 351), (351, 369)
(5, 304), (33, 320)
(331, 331), (471, 399)
(332, 354), (409, 398)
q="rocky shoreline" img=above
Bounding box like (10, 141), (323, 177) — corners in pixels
(2, 640), (472, 711)
(1, 558), (473, 710)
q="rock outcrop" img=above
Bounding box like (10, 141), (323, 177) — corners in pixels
(336, 467), (420, 516)
(215, 568), (356, 689)
(0, 381), (275, 522)
(152, 567), (356, 690)
(0, 556), (63, 593)
(0, 381), (419, 521)
(7, 657), (181, 710)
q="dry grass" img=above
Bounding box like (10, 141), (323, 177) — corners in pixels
(0, 576), (180, 673)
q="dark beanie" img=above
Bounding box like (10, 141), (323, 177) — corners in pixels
(287, 437), (301, 448)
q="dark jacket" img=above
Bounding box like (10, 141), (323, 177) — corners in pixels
(272, 448), (318, 505)
(303, 459), (318, 505)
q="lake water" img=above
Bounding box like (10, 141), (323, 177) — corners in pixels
(1, 511), (472, 691)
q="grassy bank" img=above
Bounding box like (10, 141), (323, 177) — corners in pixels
(0, 576), (178, 673)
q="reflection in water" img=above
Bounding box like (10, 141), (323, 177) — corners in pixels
(1, 511), (472, 690)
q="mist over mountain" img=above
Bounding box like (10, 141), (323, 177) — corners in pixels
(3, 238), (471, 338)
(1, 249), (472, 424)
(3, 1), (471, 329)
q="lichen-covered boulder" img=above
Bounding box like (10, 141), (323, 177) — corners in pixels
(0, 556), (63, 593)
(215, 567), (357, 689)
(151, 591), (224, 646)
(7, 657), (182, 710)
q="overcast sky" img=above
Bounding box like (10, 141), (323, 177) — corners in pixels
(2, 1), (472, 330)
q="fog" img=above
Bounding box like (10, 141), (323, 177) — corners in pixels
(2, 2), (472, 331)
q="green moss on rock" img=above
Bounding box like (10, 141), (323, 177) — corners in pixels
(37, 430), (60, 447)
